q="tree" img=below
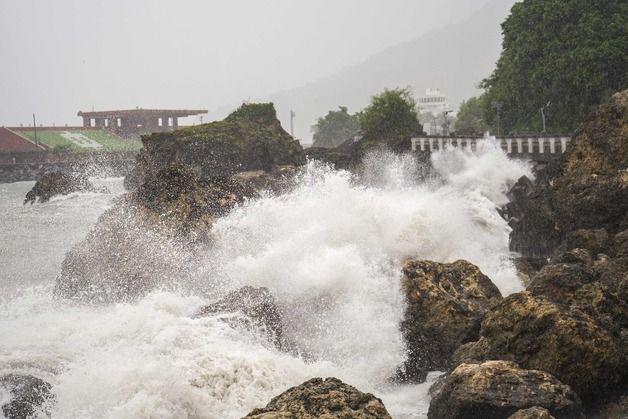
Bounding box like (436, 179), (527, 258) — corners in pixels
(359, 88), (422, 151)
(454, 96), (488, 135)
(311, 106), (360, 148)
(481, 0), (628, 134)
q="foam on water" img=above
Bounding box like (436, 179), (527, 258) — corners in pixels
(0, 146), (532, 418)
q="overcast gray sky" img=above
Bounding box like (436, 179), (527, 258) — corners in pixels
(0, 0), (496, 126)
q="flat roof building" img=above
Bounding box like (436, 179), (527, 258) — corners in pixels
(77, 108), (207, 137)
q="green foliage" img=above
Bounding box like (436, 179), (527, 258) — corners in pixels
(224, 103), (278, 126)
(481, 0), (628, 134)
(454, 97), (489, 135)
(359, 88), (422, 150)
(311, 106), (361, 148)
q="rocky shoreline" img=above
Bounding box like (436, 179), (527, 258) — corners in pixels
(10, 92), (627, 418)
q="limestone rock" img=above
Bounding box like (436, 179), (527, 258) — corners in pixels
(24, 171), (108, 204)
(513, 257), (548, 287)
(0, 374), (53, 419)
(398, 259), (502, 382)
(453, 292), (626, 405)
(508, 407), (556, 419)
(197, 286), (283, 349)
(125, 103), (304, 189)
(54, 164), (256, 303)
(428, 361), (582, 419)
(243, 377), (391, 419)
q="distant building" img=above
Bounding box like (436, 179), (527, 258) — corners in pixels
(77, 108), (207, 137)
(418, 88), (452, 135)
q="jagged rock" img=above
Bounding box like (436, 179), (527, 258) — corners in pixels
(243, 377), (391, 419)
(125, 103), (304, 189)
(589, 394), (628, 419)
(0, 374), (53, 419)
(527, 263), (597, 300)
(453, 292), (626, 405)
(24, 171), (108, 204)
(428, 361), (582, 419)
(551, 248), (593, 266)
(54, 164), (257, 303)
(513, 257), (548, 287)
(197, 286), (283, 348)
(508, 407), (556, 419)
(397, 259), (502, 382)
(232, 166), (298, 195)
(505, 90), (628, 258)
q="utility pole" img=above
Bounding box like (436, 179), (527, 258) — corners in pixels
(290, 110), (295, 138)
(540, 101), (550, 133)
(32, 114), (38, 147)
(492, 101), (503, 136)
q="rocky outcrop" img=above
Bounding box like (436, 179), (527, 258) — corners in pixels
(125, 103), (304, 189)
(54, 164), (257, 303)
(197, 286), (284, 349)
(23, 171), (108, 204)
(0, 374), (53, 419)
(508, 407), (556, 419)
(504, 89), (628, 258)
(427, 361), (582, 419)
(243, 377), (391, 419)
(453, 292), (626, 405)
(398, 259), (502, 382)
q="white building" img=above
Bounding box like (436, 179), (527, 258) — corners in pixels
(418, 88), (452, 135)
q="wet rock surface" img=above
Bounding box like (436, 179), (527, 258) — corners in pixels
(197, 286), (284, 349)
(398, 259), (502, 382)
(453, 292), (626, 405)
(508, 407), (556, 419)
(427, 361), (583, 419)
(23, 171), (108, 204)
(54, 164), (257, 303)
(243, 377), (392, 419)
(0, 374), (53, 419)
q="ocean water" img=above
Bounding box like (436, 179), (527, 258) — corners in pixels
(0, 144), (532, 418)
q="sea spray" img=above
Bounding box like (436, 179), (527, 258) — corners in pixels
(0, 145), (532, 418)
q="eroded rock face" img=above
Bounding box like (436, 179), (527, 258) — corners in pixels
(197, 286), (284, 349)
(398, 259), (502, 382)
(54, 164), (257, 303)
(125, 103), (304, 189)
(453, 292), (626, 405)
(24, 171), (108, 204)
(243, 377), (392, 419)
(427, 361), (582, 419)
(508, 407), (556, 419)
(0, 374), (53, 419)
(505, 89), (628, 258)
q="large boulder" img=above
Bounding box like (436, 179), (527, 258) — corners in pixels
(24, 171), (108, 204)
(504, 89), (628, 258)
(453, 292), (626, 405)
(0, 374), (53, 419)
(125, 103), (304, 189)
(427, 361), (582, 419)
(197, 286), (284, 349)
(508, 407), (556, 419)
(54, 164), (257, 303)
(397, 260), (502, 382)
(243, 377), (391, 419)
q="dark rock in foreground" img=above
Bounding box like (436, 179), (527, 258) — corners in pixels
(508, 407), (556, 419)
(197, 286), (284, 349)
(24, 171), (108, 204)
(243, 377), (391, 419)
(398, 259), (502, 382)
(428, 361), (583, 419)
(0, 374), (53, 419)
(453, 292), (626, 405)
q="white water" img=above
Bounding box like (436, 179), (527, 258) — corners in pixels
(0, 144), (532, 418)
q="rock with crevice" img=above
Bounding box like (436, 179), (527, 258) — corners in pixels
(243, 377), (392, 419)
(427, 361), (582, 419)
(24, 171), (108, 204)
(397, 259), (502, 383)
(453, 292), (626, 405)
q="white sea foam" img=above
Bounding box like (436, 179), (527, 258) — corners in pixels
(0, 146), (531, 418)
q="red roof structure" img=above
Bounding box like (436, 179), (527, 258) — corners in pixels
(0, 127), (47, 152)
